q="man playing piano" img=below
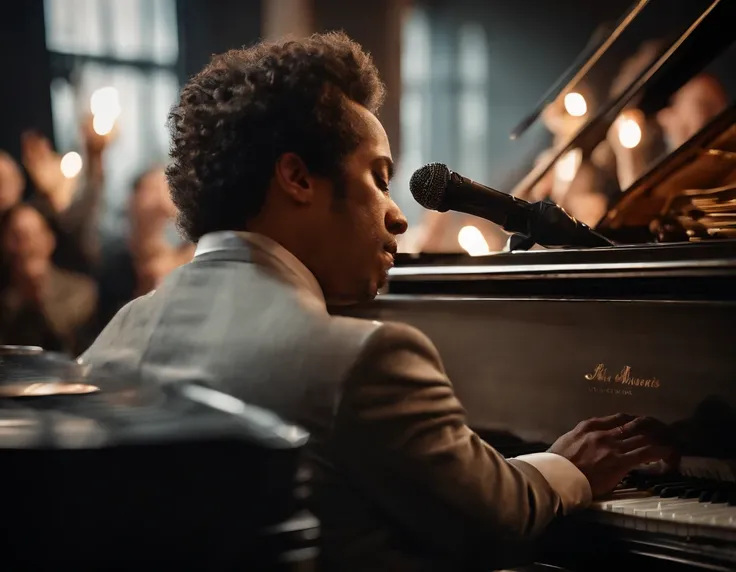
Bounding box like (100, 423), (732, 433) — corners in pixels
(81, 32), (674, 571)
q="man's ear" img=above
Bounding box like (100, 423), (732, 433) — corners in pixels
(274, 152), (313, 205)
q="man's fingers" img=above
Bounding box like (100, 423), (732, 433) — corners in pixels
(610, 416), (650, 439)
(583, 413), (637, 431)
(614, 415), (674, 443)
(617, 434), (652, 452)
(622, 444), (674, 467)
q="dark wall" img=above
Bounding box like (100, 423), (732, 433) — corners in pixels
(176, 0), (263, 82)
(0, 0), (54, 161)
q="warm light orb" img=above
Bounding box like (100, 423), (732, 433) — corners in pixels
(617, 116), (642, 149)
(60, 152), (83, 179)
(458, 225), (490, 256)
(90, 86), (121, 136)
(555, 148), (582, 183)
(564, 92), (587, 117)
(92, 114), (116, 136)
(90, 87), (121, 117)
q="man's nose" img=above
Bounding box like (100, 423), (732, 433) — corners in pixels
(385, 199), (408, 236)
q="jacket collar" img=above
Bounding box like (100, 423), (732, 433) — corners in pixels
(194, 231), (326, 309)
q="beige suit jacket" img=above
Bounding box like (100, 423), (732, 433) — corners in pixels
(81, 231), (590, 571)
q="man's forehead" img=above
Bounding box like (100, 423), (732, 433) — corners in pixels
(348, 102), (392, 158)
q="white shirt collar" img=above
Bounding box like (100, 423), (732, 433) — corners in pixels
(194, 231), (326, 309)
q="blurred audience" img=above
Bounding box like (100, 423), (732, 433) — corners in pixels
(0, 117), (193, 354)
(528, 40), (728, 229)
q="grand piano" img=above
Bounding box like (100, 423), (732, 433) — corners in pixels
(338, 0), (736, 570)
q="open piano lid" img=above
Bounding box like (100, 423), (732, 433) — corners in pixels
(509, 0), (736, 245)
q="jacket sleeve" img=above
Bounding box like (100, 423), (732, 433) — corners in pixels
(332, 320), (590, 568)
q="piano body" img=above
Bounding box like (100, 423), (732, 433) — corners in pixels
(338, 0), (736, 570)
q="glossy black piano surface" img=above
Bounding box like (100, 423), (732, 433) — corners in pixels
(338, 1), (736, 569)
(388, 240), (736, 300)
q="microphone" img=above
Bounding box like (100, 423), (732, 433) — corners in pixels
(409, 163), (614, 249)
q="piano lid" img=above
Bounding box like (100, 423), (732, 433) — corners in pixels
(509, 0), (736, 221)
(508, 0), (648, 141)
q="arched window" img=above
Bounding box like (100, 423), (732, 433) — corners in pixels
(456, 23), (489, 182)
(395, 5), (432, 225)
(398, 6), (491, 228)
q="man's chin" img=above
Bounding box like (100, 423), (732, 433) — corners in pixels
(325, 283), (380, 307)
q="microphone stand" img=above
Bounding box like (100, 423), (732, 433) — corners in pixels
(505, 200), (615, 251)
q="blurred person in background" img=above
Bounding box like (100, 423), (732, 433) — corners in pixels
(593, 40), (669, 194)
(96, 165), (194, 326)
(127, 166), (194, 295)
(0, 203), (97, 354)
(0, 151), (24, 215)
(1, 116), (110, 290)
(528, 92), (591, 205)
(0, 152), (25, 291)
(656, 73), (727, 150)
(21, 116), (111, 276)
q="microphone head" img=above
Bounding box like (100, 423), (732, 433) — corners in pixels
(410, 163), (450, 211)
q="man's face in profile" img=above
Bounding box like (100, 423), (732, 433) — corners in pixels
(307, 103), (408, 305)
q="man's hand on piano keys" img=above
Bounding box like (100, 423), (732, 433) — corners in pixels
(548, 413), (678, 498)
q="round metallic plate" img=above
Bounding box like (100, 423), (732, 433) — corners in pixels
(0, 382), (100, 397)
(0, 345), (44, 355)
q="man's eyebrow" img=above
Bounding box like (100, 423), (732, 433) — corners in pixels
(375, 155), (394, 180)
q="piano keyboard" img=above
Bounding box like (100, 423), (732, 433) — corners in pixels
(586, 473), (736, 542)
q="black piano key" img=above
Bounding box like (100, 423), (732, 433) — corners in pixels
(634, 474), (671, 490)
(660, 486), (686, 498)
(680, 488), (704, 499)
(699, 489), (715, 502)
(652, 482), (688, 495)
(710, 489), (730, 504)
(728, 491), (736, 506)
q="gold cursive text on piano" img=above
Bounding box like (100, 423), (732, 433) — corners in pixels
(584, 364), (661, 388)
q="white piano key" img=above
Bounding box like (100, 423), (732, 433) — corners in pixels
(632, 500), (701, 517)
(609, 497), (665, 513)
(617, 497), (698, 515)
(710, 512), (736, 526)
(586, 477), (736, 544)
(644, 517), (685, 536)
(687, 506), (736, 523)
(655, 501), (722, 519)
(598, 494), (654, 510)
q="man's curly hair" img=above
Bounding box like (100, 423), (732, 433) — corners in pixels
(166, 31), (386, 242)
